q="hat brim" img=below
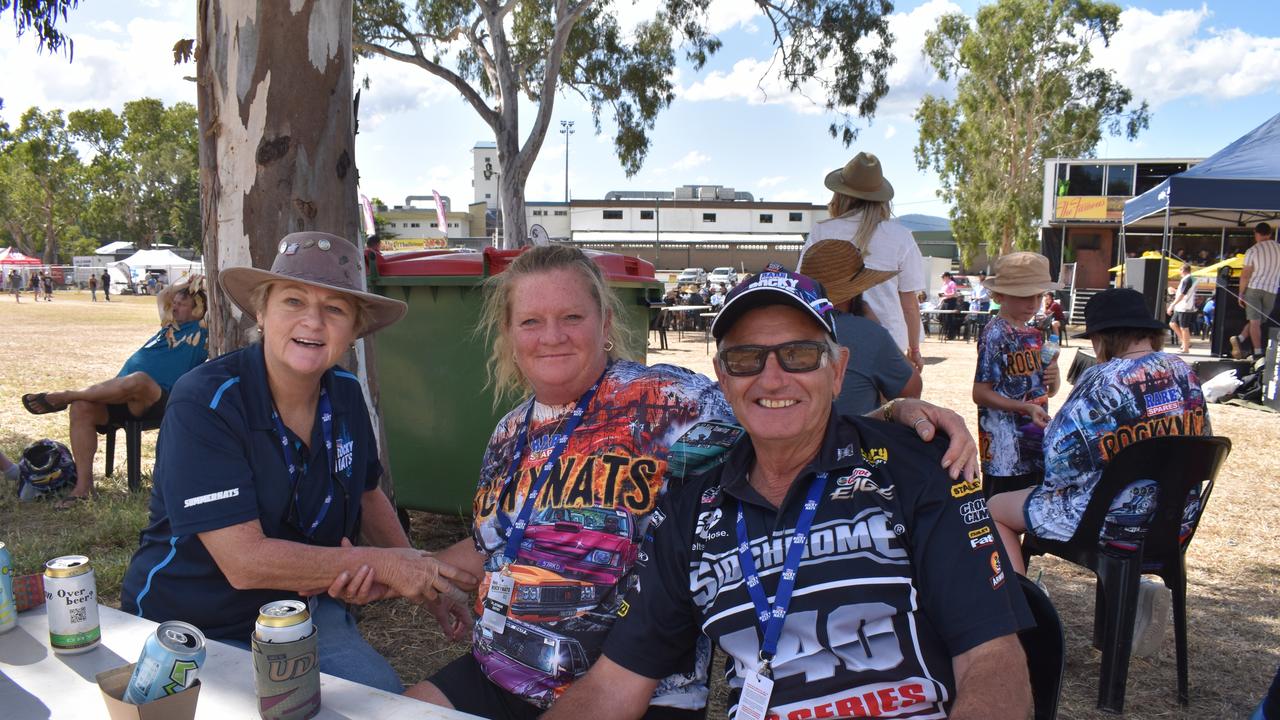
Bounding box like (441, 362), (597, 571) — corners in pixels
(811, 267), (899, 306)
(823, 167), (895, 202)
(1071, 316), (1167, 340)
(982, 278), (1062, 296)
(711, 286), (836, 342)
(219, 266), (407, 338)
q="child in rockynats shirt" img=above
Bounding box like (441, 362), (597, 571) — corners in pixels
(973, 252), (1062, 497)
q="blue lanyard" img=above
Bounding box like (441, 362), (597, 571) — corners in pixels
(496, 367), (608, 564)
(735, 471), (829, 677)
(271, 388), (335, 539)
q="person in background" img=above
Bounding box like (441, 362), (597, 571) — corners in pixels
(1231, 222), (1280, 360)
(403, 247), (980, 719)
(28, 273), (40, 301)
(101, 269), (112, 302)
(543, 269), (1032, 720)
(88, 272), (98, 302)
(146, 273), (158, 296)
(41, 272), (53, 301)
(21, 275), (211, 508)
(799, 238), (921, 415)
(1038, 292), (1065, 338)
(989, 288), (1211, 657)
(938, 271), (962, 340)
(1202, 296), (1216, 338)
(1167, 262), (1199, 354)
(708, 284), (725, 310)
(120, 232), (475, 692)
(8, 269), (21, 302)
(806, 152), (927, 370)
(363, 233), (383, 274)
(970, 271), (991, 311)
(973, 253), (1062, 499)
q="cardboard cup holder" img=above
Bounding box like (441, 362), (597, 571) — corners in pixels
(96, 663), (201, 720)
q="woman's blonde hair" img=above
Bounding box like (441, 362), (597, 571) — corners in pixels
(247, 280), (372, 337)
(478, 244), (633, 407)
(828, 192), (893, 255)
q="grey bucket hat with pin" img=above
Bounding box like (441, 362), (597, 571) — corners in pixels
(219, 231), (407, 337)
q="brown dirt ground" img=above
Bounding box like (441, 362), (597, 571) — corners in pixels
(1, 293), (1276, 718)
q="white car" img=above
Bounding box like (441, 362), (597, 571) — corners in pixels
(676, 267), (707, 285)
(707, 267), (737, 287)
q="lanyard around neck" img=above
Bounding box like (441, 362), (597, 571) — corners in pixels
(271, 387), (335, 539)
(496, 366), (609, 565)
(735, 471), (830, 678)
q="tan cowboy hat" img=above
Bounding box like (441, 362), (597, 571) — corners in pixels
(219, 231), (407, 337)
(982, 252), (1062, 297)
(823, 152), (894, 202)
(156, 273), (208, 325)
(798, 239), (899, 306)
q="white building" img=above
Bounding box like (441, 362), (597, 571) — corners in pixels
(472, 141), (500, 210)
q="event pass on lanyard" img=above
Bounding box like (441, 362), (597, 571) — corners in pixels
(734, 472), (829, 720)
(481, 569), (515, 634)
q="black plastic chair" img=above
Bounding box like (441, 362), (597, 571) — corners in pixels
(1018, 575), (1065, 720)
(1022, 435), (1231, 713)
(96, 417), (163, 492)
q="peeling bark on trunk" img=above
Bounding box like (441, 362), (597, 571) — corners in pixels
(197, 0), (397, 502)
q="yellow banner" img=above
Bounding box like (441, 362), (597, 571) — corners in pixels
(1055, 196), (1111, 220)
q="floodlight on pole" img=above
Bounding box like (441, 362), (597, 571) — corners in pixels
(560, 120), (575, 203)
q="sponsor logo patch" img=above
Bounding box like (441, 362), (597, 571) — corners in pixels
(989, 551), (1006, 589)
(960, 498), (990, 525)
(970, 534), (995, 550)
(950, 478), (982, 498)
(183, 488), (240, 508)
(701, 486), (720, 504)
(968, 526), (991, 539)
(830, 470), (894, 501)
(861, 447), (888, 466)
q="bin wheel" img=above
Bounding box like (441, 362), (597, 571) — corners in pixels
(397, 507), (412, 537)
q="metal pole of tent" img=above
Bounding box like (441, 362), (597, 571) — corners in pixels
(1157, 205), (1172, 321)
(1219, 227), (1225, 261)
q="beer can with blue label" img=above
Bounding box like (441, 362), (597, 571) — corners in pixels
(44, 554), (100, 654)
(124, 621), (207, 704)
(0, 542), (15, 634)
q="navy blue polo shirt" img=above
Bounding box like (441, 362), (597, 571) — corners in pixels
(120, 343), (381, 640)
(604, 411), (1033, 719)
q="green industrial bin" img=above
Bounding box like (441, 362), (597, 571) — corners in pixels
(370, 247), (663, 515)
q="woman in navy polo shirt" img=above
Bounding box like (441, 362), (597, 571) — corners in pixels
(121, 232), (477, 692)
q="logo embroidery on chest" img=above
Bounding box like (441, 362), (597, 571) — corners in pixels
(829, 468), (894, 500)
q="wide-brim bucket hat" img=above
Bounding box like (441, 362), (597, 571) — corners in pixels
(1072, 288), (1166, 339)
(823, 152), (894, 202)
(798, 239), (899, 306)
(982, 252), (1062, 297)
(219, 231), (407, 337)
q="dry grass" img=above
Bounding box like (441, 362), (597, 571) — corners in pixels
(1, 294), (1276, 718)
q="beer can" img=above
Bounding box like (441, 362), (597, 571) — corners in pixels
(124, 621), (207, 704)
(44, 554), (100, 654)
(255, 600), (313, 643)
(0, 542), (15, 634)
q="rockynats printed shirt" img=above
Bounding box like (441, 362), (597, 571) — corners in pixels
(975, 316), (1048, 477)
(469, 361), (733, 708)
(604, 413), (1032, 720)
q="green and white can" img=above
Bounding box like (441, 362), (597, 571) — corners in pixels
(44, 554), (100, 654)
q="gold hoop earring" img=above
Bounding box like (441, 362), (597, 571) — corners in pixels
(603, 340), (615, 352)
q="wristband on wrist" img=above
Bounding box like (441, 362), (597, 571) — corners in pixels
(883, 398), (903, 423)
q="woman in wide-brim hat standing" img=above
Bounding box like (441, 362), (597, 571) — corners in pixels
(803, 151), (928, 370)
(799, 239), (922, 415)
(988, 287), (1212, 583)
(120, 231), (477, 693)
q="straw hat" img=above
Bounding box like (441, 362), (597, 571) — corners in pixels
(823, 152), (894, 202)
(798, 239), (899, 306)
(982, 252), (1062, 297)
(219, 231), (407, 337)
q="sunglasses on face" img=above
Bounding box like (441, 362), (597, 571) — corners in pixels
(717, 340), (831, 377)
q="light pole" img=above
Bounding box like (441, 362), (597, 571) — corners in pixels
(559, 120), (574, 203)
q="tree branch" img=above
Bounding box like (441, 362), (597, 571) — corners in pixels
(353, 37), (499, 129)
(516, 0), (594, 176)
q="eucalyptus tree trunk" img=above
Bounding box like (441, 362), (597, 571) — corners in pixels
(196, 0), (397, 502)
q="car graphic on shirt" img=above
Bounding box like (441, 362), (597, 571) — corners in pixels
(518, 506), (636, 585)
(478, 564), (599, 622)
(476, 617), (591, 697)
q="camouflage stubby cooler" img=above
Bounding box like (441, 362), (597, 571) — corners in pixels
(250, 629), (320, 720)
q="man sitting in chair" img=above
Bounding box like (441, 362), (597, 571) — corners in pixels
(22, 275), (209, 507)
(988, 288), (1211, 657)
(545, 270), (1032, 720)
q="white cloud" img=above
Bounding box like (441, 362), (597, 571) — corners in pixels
(91, 20), (123, 34)
(356, 55), (456, 120)
(884, 124), (898, 139)
(1092, 7), (1280, 106)
(612, 0), (758, 39)
(671, 150), (710, 171)
(756, 175), (788, 189)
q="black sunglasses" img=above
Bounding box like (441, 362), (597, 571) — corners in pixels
(717, 340), (831, 377)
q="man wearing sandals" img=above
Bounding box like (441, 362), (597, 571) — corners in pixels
(22, 275), (209, 506)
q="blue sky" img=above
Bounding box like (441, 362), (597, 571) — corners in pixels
(3, 1), (1278, 219)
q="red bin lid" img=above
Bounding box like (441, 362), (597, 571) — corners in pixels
(376, 246), (657, 282)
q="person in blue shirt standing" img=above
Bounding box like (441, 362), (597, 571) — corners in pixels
(119, 232), (476, 693)
(21, 274), (211, 507)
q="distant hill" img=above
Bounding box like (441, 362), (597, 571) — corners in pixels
(897, 213), (952, 232)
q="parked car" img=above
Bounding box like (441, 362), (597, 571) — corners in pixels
(676, 267), (707, 285)
(707, 267), (737, 287)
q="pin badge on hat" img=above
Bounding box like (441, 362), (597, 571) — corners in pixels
(317, 238), (331, 251)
